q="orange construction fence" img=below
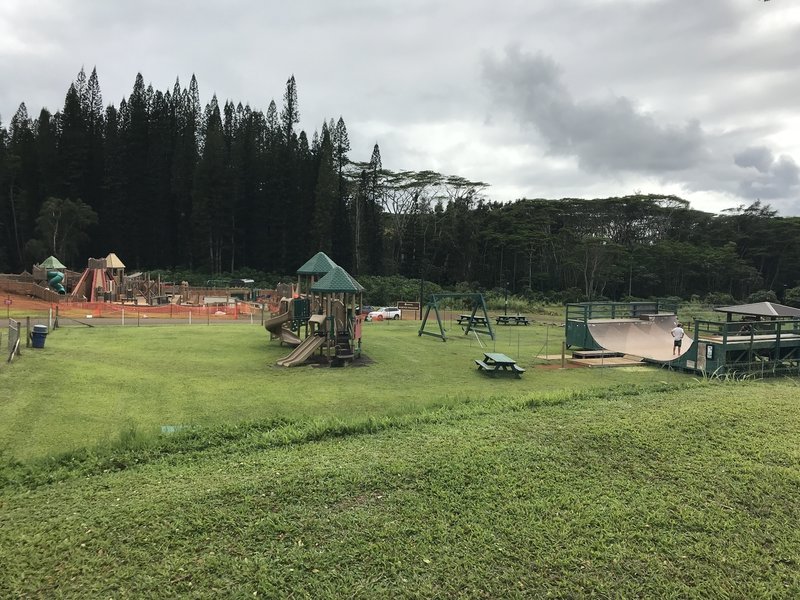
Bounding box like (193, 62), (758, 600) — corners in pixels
(55, 301), (260, 320)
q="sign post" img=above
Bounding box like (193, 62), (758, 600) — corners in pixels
(397, 301), (421, 320)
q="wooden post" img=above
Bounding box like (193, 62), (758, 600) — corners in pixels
(561, 340), (566, 369)
(26, 316), (31, 347)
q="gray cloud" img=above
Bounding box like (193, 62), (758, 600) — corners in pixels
(482, 47), (708, 174)
(482, 46), (800, 209)
(734, 146), (774, 173)
(737, 154), (800, 200)
(2, 0), (800, 214)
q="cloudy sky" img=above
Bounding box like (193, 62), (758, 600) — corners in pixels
(2, 0), (799, 215)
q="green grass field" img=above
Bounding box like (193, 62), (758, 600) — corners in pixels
(0, 320), (687, 460)
(1, 319), (799, 597)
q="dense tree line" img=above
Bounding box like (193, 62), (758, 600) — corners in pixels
(0, 68), (383, 277)
(1, 68), (799, 302)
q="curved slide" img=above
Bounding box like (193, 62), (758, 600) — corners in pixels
(276, 335), (326, 367)
(265, 312), (301, 346)
(587, 315), (693, 362)
(47, 270), (66, 294)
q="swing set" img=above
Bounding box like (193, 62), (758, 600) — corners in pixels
(418, 293), (495, 342)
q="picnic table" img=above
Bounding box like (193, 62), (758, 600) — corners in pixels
(457, 314), (489, 326)
(474, 352), (525, 377)
(495, 315), (530, 325)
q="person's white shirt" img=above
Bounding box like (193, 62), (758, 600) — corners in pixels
(671, 326), (685, 340)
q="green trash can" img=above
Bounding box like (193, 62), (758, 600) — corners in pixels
(31, 324), (48, 349)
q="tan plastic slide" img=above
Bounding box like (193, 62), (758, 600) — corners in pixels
(587, 314), (692, 362)
(276, 335), (326, 367)
(264, 312), (301, 346)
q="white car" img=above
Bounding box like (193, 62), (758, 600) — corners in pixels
(367, 307), (401, 321)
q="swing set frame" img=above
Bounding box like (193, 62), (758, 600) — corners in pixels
(417, 293), (495, 342)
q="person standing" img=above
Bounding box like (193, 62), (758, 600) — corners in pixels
(671, 322), (685, 356)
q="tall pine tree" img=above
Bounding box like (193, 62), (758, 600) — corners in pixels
(192, 95), (230, 273)
(311, 125), (336, 254)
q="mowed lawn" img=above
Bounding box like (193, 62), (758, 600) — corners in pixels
(0, 319), (690, 459)
(1, 319), (799, 597)
(1, 379), (799, 597)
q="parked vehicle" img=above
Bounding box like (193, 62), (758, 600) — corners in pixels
(367, 307), (401, 321)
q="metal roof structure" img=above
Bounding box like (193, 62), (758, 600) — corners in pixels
(714, 302), (800, 319)
(310, 266), (364, 293)
(296, 252), (337, 275)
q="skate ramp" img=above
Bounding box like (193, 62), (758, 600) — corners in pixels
(276, 335), (326, 367)
(587, 315), (692, 362)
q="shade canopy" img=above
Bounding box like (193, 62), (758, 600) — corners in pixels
(39, 256), (66, 269)
(296, 252), (337, 275)
(714, 302), (800, 319)
(310, 266), (365, 293)
(105, 252), (126, 269)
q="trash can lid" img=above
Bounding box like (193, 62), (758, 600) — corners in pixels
(33, 324), (49, 333)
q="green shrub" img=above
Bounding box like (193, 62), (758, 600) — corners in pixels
(704, 291), (735, 306)
(358, 275), (444, 305)
(746, 289), (778, 303)
(783, 286), (800, 308)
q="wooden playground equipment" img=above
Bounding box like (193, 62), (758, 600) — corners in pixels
(0, 252), (263, 312)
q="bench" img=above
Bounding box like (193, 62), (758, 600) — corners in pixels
(475, 355), (524, 378)
(458, 314), (489, 326)
(495, 315), (530, 325)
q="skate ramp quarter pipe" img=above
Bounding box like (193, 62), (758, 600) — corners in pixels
(587, 315), (692, 362)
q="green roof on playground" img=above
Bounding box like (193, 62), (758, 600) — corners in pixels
(310, 266), (365, 293)
(296, 252), (337, 275)
(39, 256), (66, 269)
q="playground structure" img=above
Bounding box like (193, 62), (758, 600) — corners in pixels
(267, 252), (365, 368)
(418, 293), (494, 342)
(27, 253), (167, 304)
(69, 253), (126, 302)
(264, 308), (303, 346)
(0, 252), (268, 312)
(34, 256), (68, 294)
(566, 300), (800, 377)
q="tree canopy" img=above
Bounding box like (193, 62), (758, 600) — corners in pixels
(1, 68), (798, 303)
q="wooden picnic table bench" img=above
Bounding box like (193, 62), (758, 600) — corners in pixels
(495, 315), (530, 325)
(457, 314), (489, 326)
(474, 352), (525, 377)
